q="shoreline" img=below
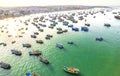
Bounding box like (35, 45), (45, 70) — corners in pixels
(0, 5), (110, 20)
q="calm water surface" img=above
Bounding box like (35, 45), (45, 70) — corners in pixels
(0, 9), (120, 76)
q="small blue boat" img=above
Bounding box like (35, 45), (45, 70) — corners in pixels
(46, 34), (53, 38)
(56, 43), (64, 49)
(72, 27), (79, 31)
(26, 72), (32, 76)
(68, 24), (73, 27)
(81, 27), (89, 32)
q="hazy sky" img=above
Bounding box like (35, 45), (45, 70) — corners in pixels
(0, 0), (120, 7)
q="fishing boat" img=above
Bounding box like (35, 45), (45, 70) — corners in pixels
(48, 25), (54, 29)
(45, 36), (50, 40)
(62, 29), (68, 33)
(56, 43), (64, 49)
(26, 72), (32, 76)
(57, 31), (63, 34)
(81, 27), (89, 32)
(85, 23), (90, 27)
(23, 43), (31, 48)
(11, 41), (16, 44)
(31, 35), (37, 38)
(38, 28), (44, 32)
(0, 62), (11, 69)
(34, 32), (39, 35)
(26, 72), (37, 76)
(72, 27), (79, 31)
(57, 27), (62, 31)
(29, 50), (42, 56)
(114, 15), (120, 19)
(67, 41), (74, 44)
(40, 56), (49, 64)
(104, 23), (111, 27)
(96, 37), (104, 41)
(68, 24), (73, 27)
(11, 49), (22, 56)
(36, 40), (44, 44)
(79, 16), (84, 20)
(63, 21), (69, 26)
(0, 43), (7, 46)
(63, 66), (79, 74)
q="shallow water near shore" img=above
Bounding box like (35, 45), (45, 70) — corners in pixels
(0, 9), (120, 76)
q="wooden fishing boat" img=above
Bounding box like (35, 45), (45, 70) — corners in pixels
(63, 66), (79, 74)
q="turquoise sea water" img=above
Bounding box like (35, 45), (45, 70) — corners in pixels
(0, 9), (120, 76)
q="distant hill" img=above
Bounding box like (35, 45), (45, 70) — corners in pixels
(0, 5), (110, 19)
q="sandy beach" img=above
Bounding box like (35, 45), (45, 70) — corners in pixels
(0, 5), (110, 19)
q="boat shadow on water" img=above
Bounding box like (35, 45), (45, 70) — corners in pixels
(47, 64), (54, 71)
(71, 43), (78, 47)
(67, 43), (79, 49)
(56, 47), (68, 51)
(103, 39), (111, 43)
(57, 44), (79, 51)
(41, 63), (54, 72)
(66, 72), (83, 76)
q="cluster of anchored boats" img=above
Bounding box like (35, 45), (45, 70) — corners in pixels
(0, 8), (120, 76)
(11, 48), (49, 64)
(29, 50), (49, 64)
